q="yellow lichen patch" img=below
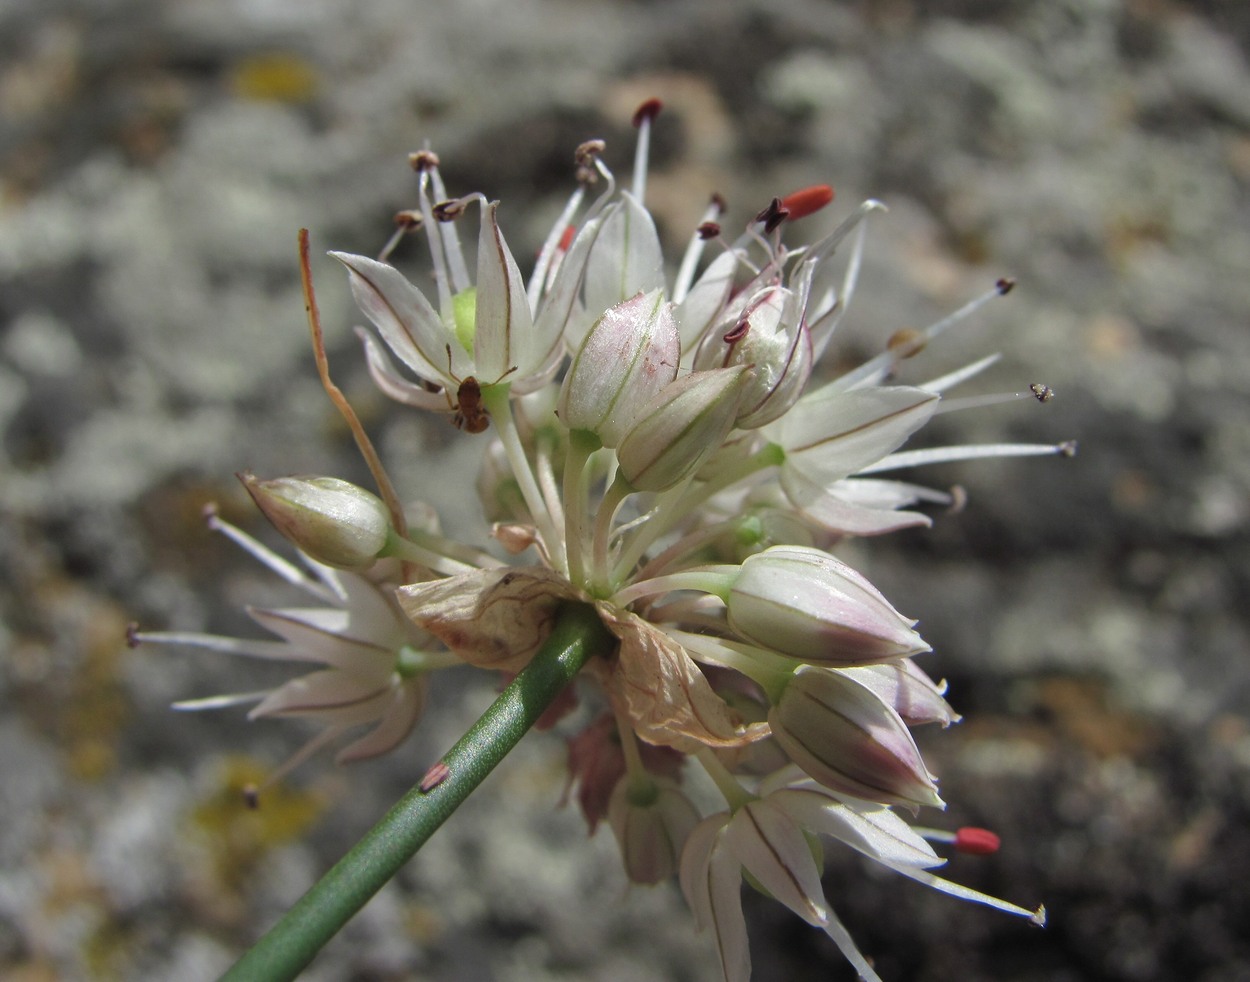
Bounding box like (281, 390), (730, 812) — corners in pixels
(189, 756), (326, 896)
(229, 52), (319, 104)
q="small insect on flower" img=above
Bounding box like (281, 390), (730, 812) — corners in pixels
(452, 374), (489, 433)
(443, 344), (516, 434)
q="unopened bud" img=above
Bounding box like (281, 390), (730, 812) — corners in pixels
(240, 473), (391, 569)
(769, 665), (943, 811)
(608, 775), (701, 884)
(558, 289), (679, 447)
(616, 366), (749, 492)
(728, 545), (930, 665)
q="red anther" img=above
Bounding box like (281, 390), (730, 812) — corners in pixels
(710, 191), (728, 214)
(780, 184), (835, 221)
(996, 277), (1016, 295)
(723, 318), (750, 343)
(420, 761), (451, 792)
(954, 826), (1001, 855)
(558, 224), (577, 253)
(697, 221), (721, 240)
(632, 97), (663, 128)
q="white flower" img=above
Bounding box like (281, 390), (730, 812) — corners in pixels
(130, 507), (457, 792)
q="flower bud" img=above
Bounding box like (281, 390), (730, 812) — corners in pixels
(693, 286), (812, 430)
(241, 473), (391, 569)
(608, 775), (701, 884)
(558, 289), (679, 447)
(727, 545), (929, 665)
(839, 658), (960, 727)
(616, 366), (749, 492)
(769, 665), (943, 811)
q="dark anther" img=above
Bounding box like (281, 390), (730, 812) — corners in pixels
(125, 622), (141, 648)
(1029, 383), (1054, 403)
(393, 209), (423, 230)
(722, 318), (751, 344)
(575, 139), (606, 166)
(697, 221), (721, 240)
(996, 277), (1016, 295)
(754, 197), (789, 234)
(632, 97), (663, 128)
(432, 199), (466, 222)
(1057, 440), (1078, 457)
(710, 192), (728, 214)
(408, 149), (440, 173)
(243, 784), (260, 809)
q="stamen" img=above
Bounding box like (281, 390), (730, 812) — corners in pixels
(378, 209), (424, 262)
(834, 276), (1011, 392)
(428, 169), (473, 295)
(920, 354), (1002, 394)
(575, 139), (606, 185)
(858, 441), (1079, 474)
(408, 149), (440, 172)
(1029, 382), (1054, 402)
(780, 184), (835, 222)
(672, 193), (729, 304)
(754, 196), (790, 234)
(935, 388), (1053, 415)
(201, 503), (338, 603)
(955, 827), (1001, 855)
(529, 175), (587, 310)
(631, 97), (662, 203)
(432, 198), (468, 222)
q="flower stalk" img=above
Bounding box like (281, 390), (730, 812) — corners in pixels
(220, 602), (613, 982)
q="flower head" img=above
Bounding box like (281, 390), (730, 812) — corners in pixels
(162, 97), (1068, 976)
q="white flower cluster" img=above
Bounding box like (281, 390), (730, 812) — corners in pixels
(136, 99), (1064, 980)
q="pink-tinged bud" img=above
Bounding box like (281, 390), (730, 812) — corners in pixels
(839, 659), (960, 727)
(240, 473), (391, 569)
(608, 775), (701, 884)
(727, 545), (930, 665)
(769, 665), (944, 811)
(558, 289), (679, 447)
(616, 366), (750, 492)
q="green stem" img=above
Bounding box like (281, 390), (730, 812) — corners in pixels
(221, 602), (613, 982)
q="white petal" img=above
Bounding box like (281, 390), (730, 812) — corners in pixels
(473, 201), (535, 381)
(726, 800), (828, 926)
(249, 669), (392, 719)
(356, 328), (454, 411)
(334, 679), (426, 762)
(331, 252), (450, 384)
(582, 193), (666, 334)
(679, 815), (751, 982)
(781, 465), (932, 536)
(770, 788), (944, 870)
(247, 606), (393, 670)
(778, 386), (938, 482)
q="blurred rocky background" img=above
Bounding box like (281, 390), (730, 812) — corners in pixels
(2, 0), (1248, 979)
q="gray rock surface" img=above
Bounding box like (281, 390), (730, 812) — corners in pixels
(2, 1), (1248, 979)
